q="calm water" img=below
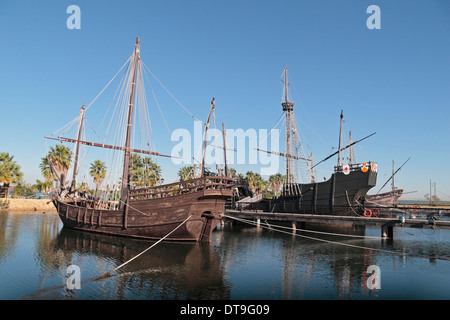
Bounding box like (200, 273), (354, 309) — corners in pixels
(1, 211), (450, 300)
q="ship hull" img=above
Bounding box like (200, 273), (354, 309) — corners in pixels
(365, 189), (403, 208)
(235, 163), (377, 216)
(279, 169), (377, 215)
(54, 178), (234, 242)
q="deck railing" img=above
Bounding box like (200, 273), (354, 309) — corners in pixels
(334, 161), (377, 173)
(129, 176), (235, 200)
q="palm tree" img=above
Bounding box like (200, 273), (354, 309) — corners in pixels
(128, 154), (162, 187)
(178, 165), (195, 181)
(34, 179), (53, 195)
(227, 167), (238, 178)
(77, 182), (91, 194)
(0, 152), (23, 187)
(245, 171), (256, 192)
(141, 157), (161, 186)
(251, 173), (267, 195)
(269, 173), (284, 196)
(46, 145), (72, 188)
(129, 153), (143, 184)
(39, 157), (55, 183)
(12, 182), (34, 198)
(89, 160), (107, 195)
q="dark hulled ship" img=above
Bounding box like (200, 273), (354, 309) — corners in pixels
(246, 66), (378, 215)
(276, 162), (377, 215)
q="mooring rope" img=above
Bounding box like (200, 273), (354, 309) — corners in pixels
(95, 215), (192, 280)
(224, 214), (383, 239)
(222, 214), (450, 260)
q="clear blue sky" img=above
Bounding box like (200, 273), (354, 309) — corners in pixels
(0, 0), (449, 200)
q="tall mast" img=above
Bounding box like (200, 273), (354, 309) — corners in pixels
(337, 110), (344, 167)
(281, 65), (294, 185)
(120, 37), (140, 207)
(348, 131), (355, 166)
(310, 152), (315, 183)
(201, 98), (215, 177)
(391, 160), (395, 191)
(70, 105), (85, 193)
(222, 122), (228, 177)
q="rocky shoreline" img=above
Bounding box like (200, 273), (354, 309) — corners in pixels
(0, 198), (57, 213)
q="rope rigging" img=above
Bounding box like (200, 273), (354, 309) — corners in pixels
(45, 43), (211, 197)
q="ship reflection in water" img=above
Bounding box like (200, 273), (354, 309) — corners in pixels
(1, 212), (450, 300)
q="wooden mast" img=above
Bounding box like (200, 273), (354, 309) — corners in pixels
(375, 157), (410, 194)
(120, 37), (140, 208)
(281, 66), (294, 185)
(337, 110), (344, 167)
(391, 160), (395, 191)
(222, 122), (228, 177)
(70, 105), (85, 193)
(311, 132), (376, 170)
(201, 98), (215, 177)
(348, 131), (355, 166)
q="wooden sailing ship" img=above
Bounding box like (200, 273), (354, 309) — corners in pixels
(254, 66), (378, 215)
(365, 189), (403, 208)
(366, 158), (410, 209)
(47, 38), (234, 242)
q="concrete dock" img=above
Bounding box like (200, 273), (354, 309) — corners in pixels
(224, 209), (450, 238)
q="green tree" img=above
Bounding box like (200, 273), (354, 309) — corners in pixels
(0, 152), (23, 187)
(128, 154), (162, 187)
(424, 193), (441, 205)
(227, 167), (238, 178)
(245, 171), (256, 192)
(89, 160), (107, 195)
(269, 173), (284, 196)
(34, 179), (53, 195)
(46, 145), (72, 187)
(12, 182), (35, 198)
(141, 157), (162, 186)
(252, 173), (268, 195)
(77, 182), (93, 195)
(39, 156), (55, 183)
(178, 165), (195, 181)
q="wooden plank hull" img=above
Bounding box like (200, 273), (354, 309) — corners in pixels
(366, 189), (403, 206)
(365, 189), (403, 212)
(54, 187), (233, 242)
(233, 163), (378, 216)
(278, 169), (377, 215)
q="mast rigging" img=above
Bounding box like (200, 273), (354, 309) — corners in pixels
(281, 65), (295, 184)
(311, 132), (376, 170)
(70, 105), (85, 193)
(120, 37), (141, 207)
(45, 136), (178, 159)
(376, 157), (411, 194)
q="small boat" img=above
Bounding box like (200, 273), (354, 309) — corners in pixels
(365, 188), (403, 208)
(365, 158), (410, 211)
(46, 38), (234, 242)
